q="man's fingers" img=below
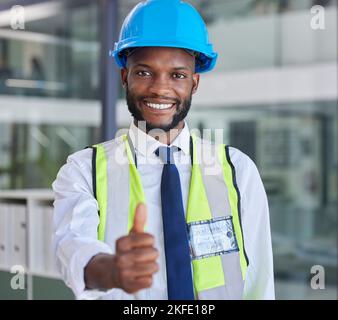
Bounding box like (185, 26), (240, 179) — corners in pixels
(130, 203), (147, 234)
(130, 247), (159, 262)
(117, 261), (158, 294)
(133, 262), (159, 276)
(120, 262), (159, 280)
(123, 276), (153, 294)
(117, 246), (159, 263)
(134, 276), (153, 288)
(116, 233), (155, 252)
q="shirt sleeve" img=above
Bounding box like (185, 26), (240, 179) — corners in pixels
(52, 148), (113, 299)
(229, 147), (275, 300)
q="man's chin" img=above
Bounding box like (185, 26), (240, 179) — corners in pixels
(143, 120), (175, 133)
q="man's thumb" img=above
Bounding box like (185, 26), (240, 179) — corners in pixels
(130, 203), (147, 234)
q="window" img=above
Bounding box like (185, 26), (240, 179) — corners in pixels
(0, 0), (101, 189)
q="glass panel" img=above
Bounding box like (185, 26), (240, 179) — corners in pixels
(188, 102), (338, 299)
(0, 0), (101, 189)
(0, 1), (99, 98)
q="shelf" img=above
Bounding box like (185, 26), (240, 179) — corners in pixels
(0, 189), (73, 299)
(0, 189), (54, 200)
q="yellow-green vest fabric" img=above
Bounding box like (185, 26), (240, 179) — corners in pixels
(92, 134), (249, 299)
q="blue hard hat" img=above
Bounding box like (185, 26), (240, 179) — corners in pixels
(113, 0), (218, 73)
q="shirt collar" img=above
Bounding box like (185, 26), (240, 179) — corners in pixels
(128, 121), (191, 158)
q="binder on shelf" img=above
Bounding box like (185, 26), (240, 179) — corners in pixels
(30, 205), (45, 273)
(10, 204), (27, 269)
(30, 203), (59, 276)
(0, 204), (9, 268)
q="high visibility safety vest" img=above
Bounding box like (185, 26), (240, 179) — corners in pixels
(91, 134), (249, 300)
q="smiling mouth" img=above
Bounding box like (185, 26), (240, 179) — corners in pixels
(143, 100), (176, 111)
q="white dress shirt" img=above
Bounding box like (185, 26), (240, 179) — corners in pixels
(52, 121), (275, 300)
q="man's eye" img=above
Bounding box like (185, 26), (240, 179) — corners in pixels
(173, 73), (186, 79)
(136, 71), (151, 77)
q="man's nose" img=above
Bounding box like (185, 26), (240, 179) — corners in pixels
(148, 75), (172, 96)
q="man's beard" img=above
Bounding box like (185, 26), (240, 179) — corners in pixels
(126, 88), (192, 132)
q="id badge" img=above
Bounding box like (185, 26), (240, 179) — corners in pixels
(187, 216), (239, 260)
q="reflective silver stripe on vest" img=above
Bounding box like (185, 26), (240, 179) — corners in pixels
(198, 254), (243, 299)
(100, 136), (130, 251)
(194, 137), (244, 300)
(195, 137), (231, 218)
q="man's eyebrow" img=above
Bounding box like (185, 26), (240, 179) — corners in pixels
(172, 66), (191, 71)
(133, 63), (152, 69)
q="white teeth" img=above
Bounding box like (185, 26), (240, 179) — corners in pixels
(146, 102), (173, 110)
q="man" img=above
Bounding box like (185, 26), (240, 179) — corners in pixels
(53, 0), (274, 300)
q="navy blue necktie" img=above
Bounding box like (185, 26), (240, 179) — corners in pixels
(155, 146), (195, 300)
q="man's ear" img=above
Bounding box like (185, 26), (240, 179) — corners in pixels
(120, 68), (128, 88)
(192, 73), (200, 94)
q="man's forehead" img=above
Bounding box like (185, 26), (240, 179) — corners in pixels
(126, 47), (195, 67)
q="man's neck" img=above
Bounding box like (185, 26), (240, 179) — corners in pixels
(135, 120), (185, 145)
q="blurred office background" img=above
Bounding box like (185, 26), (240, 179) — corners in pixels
(0, 0), (337, 299)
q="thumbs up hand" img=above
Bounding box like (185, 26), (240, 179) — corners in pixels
(113, 203), (159, 294)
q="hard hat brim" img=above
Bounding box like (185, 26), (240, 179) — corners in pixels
(113, 39), (218, 73)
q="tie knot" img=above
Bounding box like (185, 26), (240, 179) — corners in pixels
(155, 146), (179, 164)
